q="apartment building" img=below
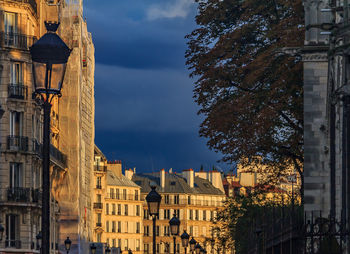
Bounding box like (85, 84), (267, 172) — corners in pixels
(92, 146), (143, 254)
(130, 169), (225, 254)
(0, 0), (67, 253)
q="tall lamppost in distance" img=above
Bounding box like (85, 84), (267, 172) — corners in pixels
(146, 185), (162, 254)
(64, 237), (72, 254)
(30, 21), (71, 254)
(169, 214), (180, 254)
(181, 230), (190, 254)
(189, 238), (196, 254)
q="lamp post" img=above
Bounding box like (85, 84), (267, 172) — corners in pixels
(64, 237), (72, 254)
(90, 243), (97, 254)
(0, 224), (4, 242)
(189, 238), (196, 254)
(36, 231), (42, 251)
(181, 231), (190, 254)
(30, 21), (71, 254)
(169, 214), (180, 254)
(146, 185), (162, 254)
(195, 243), (201, 254)
(105, 245), (111, 254)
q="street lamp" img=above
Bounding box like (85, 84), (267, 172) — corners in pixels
(189, 238), (196, 254)
(90, 243), (97, 254)
(0, 224), (4, 242)
(36, 231), (42, 250)
(64, 237), (72, 254)
(169, 214), (180, 254)
(195, 243), (201, 254)
(146, 185), (162, 254)
(30, 21), (71, 254)
(181, 230), (190, 254)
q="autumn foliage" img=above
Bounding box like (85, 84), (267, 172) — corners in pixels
(185, 0), (304, 188)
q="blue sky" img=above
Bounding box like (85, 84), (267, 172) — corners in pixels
(84, 0), (230, 172)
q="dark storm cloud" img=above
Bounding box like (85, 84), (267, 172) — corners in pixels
(84, 0), (230, 171)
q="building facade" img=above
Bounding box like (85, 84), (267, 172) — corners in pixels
(92, 146), (143, 254)
(0, 0), (96, 253)
(131, 169), (225, 254)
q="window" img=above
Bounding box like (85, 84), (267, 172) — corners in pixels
(135, 190), (139, 200)
(112, 221), (116, 232)
(118, 239), (122, 248)
(112, 239), (116, 247)
(144, 244), (149, 254)
(110, 188), (115, 199)
(189, 210), (193, 220)
(136, 222), (140, 233)
(164, 243), (170, 253)
(164, 209), (170, 219)
(5, 214), (18, 247)
(203, 210), (206, 221)
(96, 177), (101, 188)
(106, 221), (109, 232)
(164, 226), (170, 236)
(144, 226), (149, 236)
(106, 204), (109, 215)
(156, 244), (160, 254)
(136, 205), (140, 216)
(118, 204), (121, 215)
(112, 204), (116, 215)
(174, 195), (179, 204)
(124, 239), (128, 250)
(10, 111), (23, 137)
(118, 221), (121, 233)
(188, 196), (191, 205)
(195, 210), (199, 220)
(97, 233), (102, 243)
(124, 204), (128, 215)
(106, 238), (110, 246)
(164, 195), (170, 204)
(174, 209), (180, 218)
(123, 189), (127, 200)
(125, 222), (128, 233)
(210, 211), (214, 221)
(189, 226), (193, 236)
(156, 226), (160, 236)
(136, 239), (140, 251)
(10, 62), (22, 85)
(97, 213), (101, 224)
(116, 188), (120, 199)
(96, 194), (101, 203)
(144, 209), (149, 219)
(9, 163), (22, 188)
(4, 12), (17, 46)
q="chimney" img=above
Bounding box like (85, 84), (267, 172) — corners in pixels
(125, 168), (134, 180)
(183, 169), (194, 188)
(160, 169), (165, 189)
(209, 170), (225, 193)
(107, 160), (122, 177)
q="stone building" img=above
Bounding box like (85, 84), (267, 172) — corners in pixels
(131, 169), (225, 254)
(0, 0), (95, 253)
(92, 146), (144, 254)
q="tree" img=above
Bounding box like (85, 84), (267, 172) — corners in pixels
(185, 0), (304, 197)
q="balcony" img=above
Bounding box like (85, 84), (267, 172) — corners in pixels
(5, 240), (21, 249)
(30, 139), (67, 168)
(96, 184), (102, 189)
(0, 32), (37, 50)
(93, 202), (103, 209)
(7, 136), (29, 152)
(32, 188), (42, 203)
(8, 84), (27, 99)
(94, 164), (107, 172)
(96, 222), (102, 227)
(107, 193), (140, 201)
(7, 187), (30, 202)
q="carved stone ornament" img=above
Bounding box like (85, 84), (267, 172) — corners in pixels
(302, 53), (328, 62)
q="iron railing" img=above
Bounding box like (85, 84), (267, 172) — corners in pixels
(107, 193), (140, 201)
(8, 84), (27, 99)
(94, 165), (107, 172)
(31, 139), (67, 168)
(1, 187), (42, 203)
(7, 136), (29, 152)
(93, 202), (103, 209)
(0, 32), (37, 50)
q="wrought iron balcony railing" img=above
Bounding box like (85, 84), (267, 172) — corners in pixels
(31, 139), (67, 168)
(94, 165), (107, 172)
(0, 32), (37, 50)
(7, 136), (29, 152)
(5, 239), (21, 249)
(8, 84), (28, 99)
(93, 202), (103, 209)
(7, 187), (30, 202)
